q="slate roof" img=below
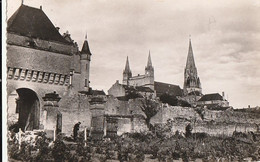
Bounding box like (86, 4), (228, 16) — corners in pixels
(92, 90), (106, 96)
(81, 39), (92, 55)
(198, 93), (223, 102)
(7, 5), (71, 44)
(154, 81), (183, 97)
(188, 91), (201, 96)
(122, 85), (153, 93)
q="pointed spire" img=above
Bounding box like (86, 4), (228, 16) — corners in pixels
(124, 56), (131, 72)
(147, 50), (152, 67)
(85, 32), (88, 40)
(81, 33), (91, 55)
(186, 38), (196, 69)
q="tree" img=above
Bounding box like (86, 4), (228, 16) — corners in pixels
(159, 93), (178, 106)
(140, 98), (160, 131)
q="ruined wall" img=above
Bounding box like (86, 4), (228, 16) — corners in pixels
(59, 92), (91, 136)
(151, 105), (260, 136)
(151, 105), (201, 124)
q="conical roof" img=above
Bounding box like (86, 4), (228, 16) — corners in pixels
(81, 34), (92, 55)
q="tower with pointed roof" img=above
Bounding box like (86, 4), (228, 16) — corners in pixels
(80, 33), (92, 91)
(123, 56), (132, 85)
(144, 51), (154, 88)
(122, 51), (154, 90)
(183, 38), (202, 96)
(145, 51), (154, 77)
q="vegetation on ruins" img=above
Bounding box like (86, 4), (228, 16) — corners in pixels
(159, 93), (191, 107)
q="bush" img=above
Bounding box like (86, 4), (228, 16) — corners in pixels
(52, 134), (71, 162)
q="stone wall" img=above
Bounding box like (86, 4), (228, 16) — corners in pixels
(151, 104), (260, 136)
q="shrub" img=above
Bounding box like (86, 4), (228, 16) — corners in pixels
(52, 134), (71, 162)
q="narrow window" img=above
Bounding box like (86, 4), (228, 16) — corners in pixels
(86, 64), (88, 70)
(85, 79), (88, 87)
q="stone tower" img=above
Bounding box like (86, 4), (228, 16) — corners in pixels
(123, 56), (132, 85)
(80, 34), (92, 92)
(183, 38), (202, 95)
(145, 51), (154, 89)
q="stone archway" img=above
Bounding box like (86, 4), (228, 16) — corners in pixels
(8, 88), (40, 132)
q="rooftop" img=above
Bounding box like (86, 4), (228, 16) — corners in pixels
(8, 5), (72, 44)
(198, 93), (224, 102)
(154, 81), (183, 97)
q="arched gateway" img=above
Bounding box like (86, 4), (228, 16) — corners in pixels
(8, 88), (40, 132)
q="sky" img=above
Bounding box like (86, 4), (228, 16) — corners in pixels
(6, 0), (260, 108)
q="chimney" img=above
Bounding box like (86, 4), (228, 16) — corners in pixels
(116, 80), (119, 84)
(222, 92), (225, 100)
(40, 6), (42, 10)
(248, 105), (250, 109)
(56, 27), (60, 32)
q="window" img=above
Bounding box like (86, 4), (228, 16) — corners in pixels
(86, 64), (88, 70)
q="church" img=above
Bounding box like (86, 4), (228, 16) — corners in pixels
(108, 38), (229, 108)
(108, 52), (183, 99)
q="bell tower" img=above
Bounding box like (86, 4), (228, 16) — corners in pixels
(183, 38), (202, 96)
(80, 33), (92, 92)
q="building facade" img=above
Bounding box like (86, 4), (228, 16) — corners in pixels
(123, 52), (154, 90)
(7, 4), (93, 135)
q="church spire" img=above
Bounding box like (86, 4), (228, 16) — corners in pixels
(185, 38), (196, 69)
(123, 56), (132, 85)
(147, 50), (152, 67)
(183, 37), (202, 96)
(124, 56), (131, 73)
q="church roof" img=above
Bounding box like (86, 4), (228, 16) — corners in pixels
(185, 39), (196, 69)
(122, 85), (153, 93)
(154, 81), (183, 97)
(198, 93), (223, 101)
(7, 5), (71, 44)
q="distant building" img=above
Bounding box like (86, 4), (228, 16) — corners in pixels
(108, 80), (155, 99)
(197, 93), (229, 109)
(123, 52), (154, 90)
(109, 51), (183, 100)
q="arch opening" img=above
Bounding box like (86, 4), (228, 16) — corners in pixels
(8, 88), (40, 132)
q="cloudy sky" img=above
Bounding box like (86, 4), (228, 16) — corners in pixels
(6, 0), (260, 108)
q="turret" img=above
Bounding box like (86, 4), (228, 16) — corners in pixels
(183, 38), (202, 96)
(123, 56), (132, 85)
(80, 33), (92, 91)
